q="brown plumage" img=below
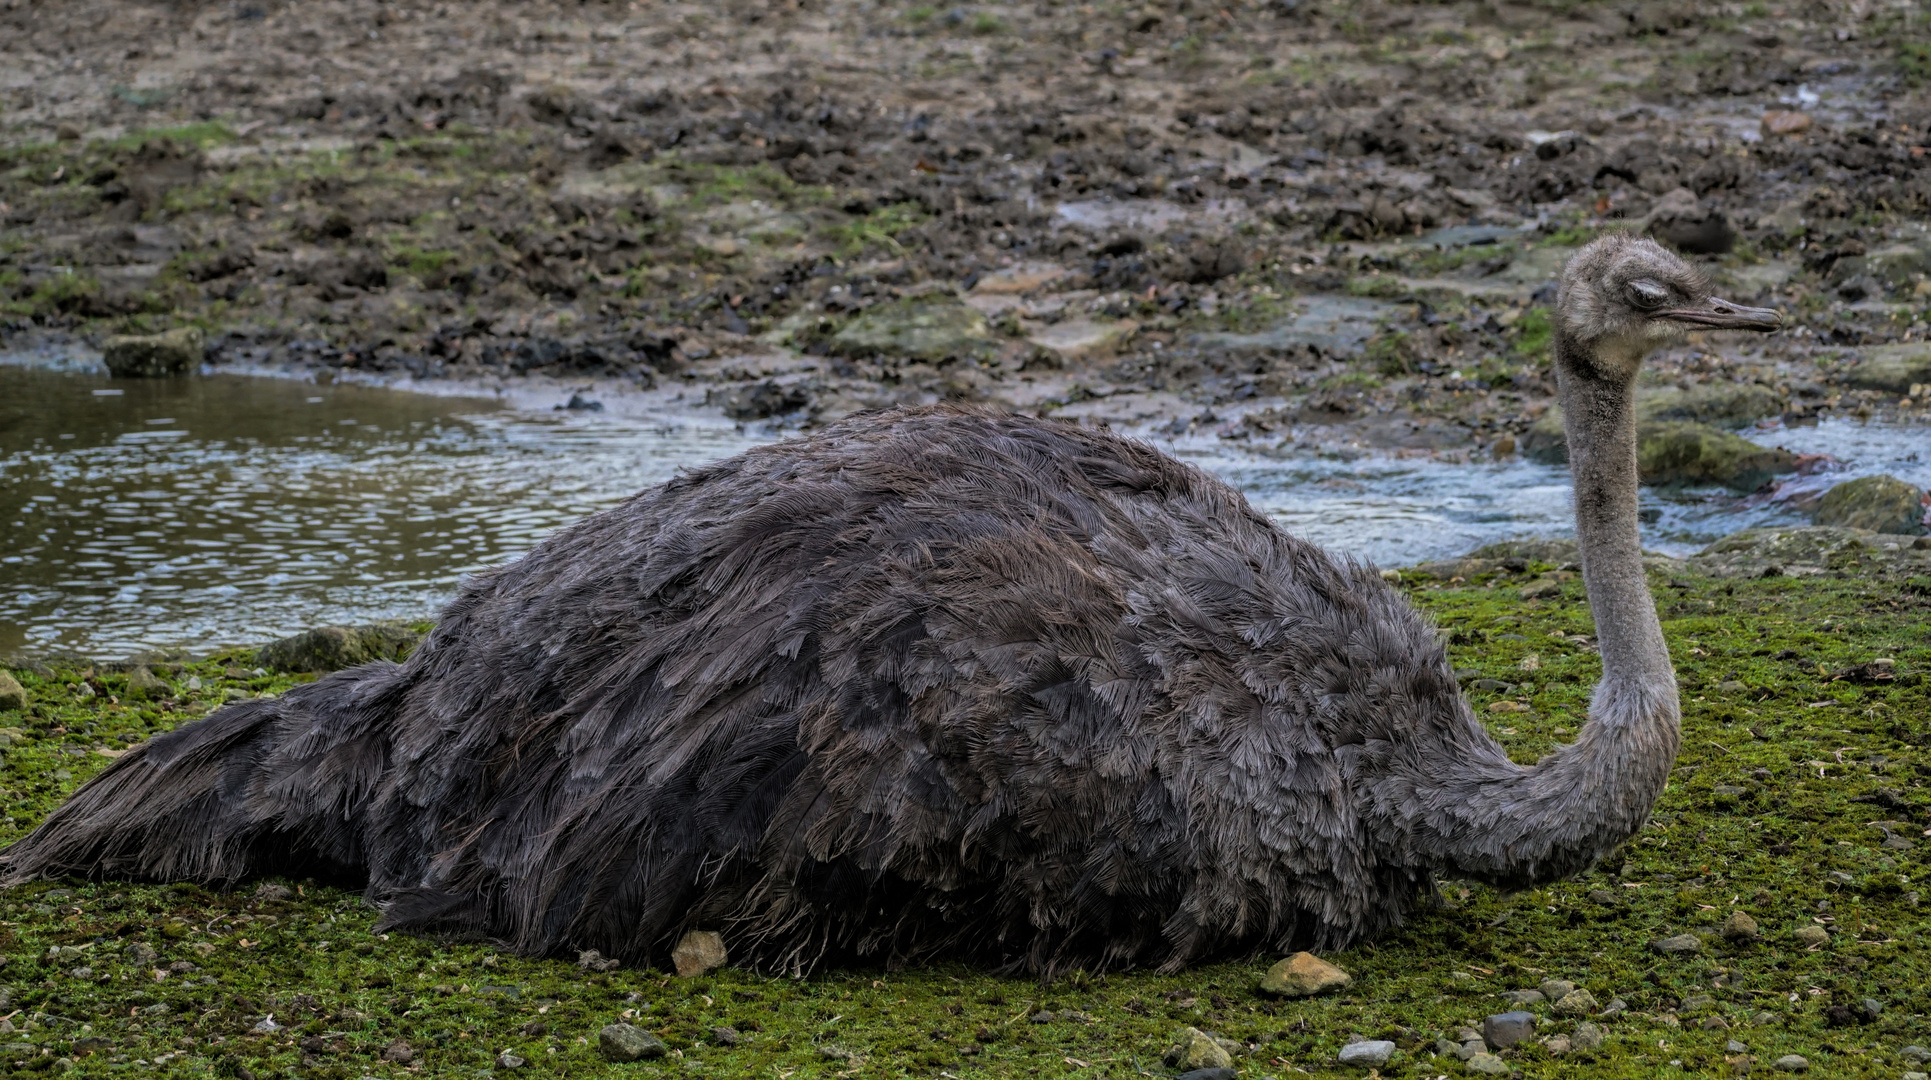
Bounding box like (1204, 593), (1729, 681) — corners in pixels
(1, 235), (1781, 976)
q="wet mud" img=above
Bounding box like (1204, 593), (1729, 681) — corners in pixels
(3, 0), (1930, 456)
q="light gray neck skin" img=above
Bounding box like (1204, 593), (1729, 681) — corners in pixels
(1378, 234), (1780, 885)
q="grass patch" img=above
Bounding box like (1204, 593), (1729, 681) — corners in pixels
(1, 571), (1927, 1076)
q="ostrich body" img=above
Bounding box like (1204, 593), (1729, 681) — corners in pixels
(2, 236), (1779, 975)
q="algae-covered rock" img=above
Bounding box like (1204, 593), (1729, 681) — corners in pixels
(828, 296), (994, 363)
(1522, 384), (1785, 469)
(257, 622), (423, 673)
(124, 666), (171, 701)
(1843, 344), (1931, 394)
(101, 327), (205, 377)
(1162, 1027), (1234, 1072)
(1553, 988), (1599, 1016)
(0, 672), (25, 712)
(1259, 952), (1351, 996)
(1814, 475), (1926, 535)
(1636, 422), (1795, 490)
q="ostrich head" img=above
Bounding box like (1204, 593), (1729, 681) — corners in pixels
(1553, 233), (1782, 381)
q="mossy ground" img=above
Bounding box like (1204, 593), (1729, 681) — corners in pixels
(1, 569), (1927, 1078)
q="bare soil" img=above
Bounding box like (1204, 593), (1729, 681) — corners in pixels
(3, 0), (1930, 449)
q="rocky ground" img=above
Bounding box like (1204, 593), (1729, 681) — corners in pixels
(2, 0), (1930, 486)
(0, 530), (1928, 1078)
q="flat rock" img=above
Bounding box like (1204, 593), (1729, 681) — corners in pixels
(1337, 1039), (1396, 1066)
(1652, 933), (1703, 954)
(101, 326), (204, 378)
(1571, 1022), (1605, 1051)
(970, 264), (1067, 294)
(1772, 1053), (1809, 1072)
(671, 929), (728, 977)
(1793, 925), (1829, 947)
(1497, 989), (1545, 1007)
(1026, 317), (1136, 364)
(1844, 344), (1931, 393)
(1465, 1051), (1511, 1075)
(1259, 952), (1351, 997)
(1685, 525), (1931, 579)
(257, 622), (422, 673)
(827, 296), (994, 363)
(1537, 978), (1576, 1002)
(1815, 475), (1926, 535)
(598, 1023), (667, 1062)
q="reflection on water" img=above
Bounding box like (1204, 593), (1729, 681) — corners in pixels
(4, 358), (1926, 657)
(0, 364), (765, 656)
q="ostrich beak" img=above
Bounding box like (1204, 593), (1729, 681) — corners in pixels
(1656, 296), (1783, 332)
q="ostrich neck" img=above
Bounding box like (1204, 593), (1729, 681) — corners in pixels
(1372, 327), (1680, 886)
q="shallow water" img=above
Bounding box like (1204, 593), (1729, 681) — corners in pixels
(3, 359), (1925, 656)
(0, 361), (765, 657)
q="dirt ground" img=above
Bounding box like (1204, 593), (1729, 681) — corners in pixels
(2, 0), (1930, 452)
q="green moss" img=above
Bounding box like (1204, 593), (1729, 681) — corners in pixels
(1511, 305), (1554, 361)
(822, 201), (927, 258)
(2, 570), (1926, 1076)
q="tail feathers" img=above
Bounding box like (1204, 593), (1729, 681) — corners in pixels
(0, 664), (404, 889)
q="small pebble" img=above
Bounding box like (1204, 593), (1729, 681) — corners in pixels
(1571, 1022), (1605, 1051)
(1793, 925), (1829, 947)
(497, 1051), (526, 1069)
(1772, 1054), (1809, 1072)
(1537, 979), (1576, 1001)
(1653, 933), (1702, 954)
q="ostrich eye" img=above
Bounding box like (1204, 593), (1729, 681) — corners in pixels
(1627, 281), (1670, 309)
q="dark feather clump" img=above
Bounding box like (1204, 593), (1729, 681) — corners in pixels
(3, 405), (1471, 975)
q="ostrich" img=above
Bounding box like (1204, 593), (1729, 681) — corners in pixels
(3, 235), (1779, 975)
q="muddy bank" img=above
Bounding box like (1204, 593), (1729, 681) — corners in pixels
(3, 0), (1930, 460)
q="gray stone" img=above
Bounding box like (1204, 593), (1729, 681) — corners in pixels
(1653, 933), (1703, 954)
(1772, 1054), (1809, 1072)
(497, 1051), (527, 1069)
(598, 1023), (667, 1063)
(1175, 1070), (1236, 1080)
(1815, 475), (1926, 535)
(1337, 1039), (1396, 1066)
(1571, 1022), (1605, 1051)
(1845, 344), (1931, 393)
(1553, 988), (1599, 1017)
(380, 1040), (414, 1063)
(1793, 925), (1829, 948)
(1544, 1034), (1572, 1054)
(1727, 1039), (1748, 1053)
(828, 296), (995, 363)
(1903, 1072), (1927, 1080)
(1750, 1011), (1780, 1026)
(257, 622), (422, 673)
(0, 672), (25, 712)
(1537, 979), (1577, 1002)
(1483, 1010), (1534, 1049)
(1465, 1051), (1511, 1075)
(101, 327), (205, 378)
(670, 930), (727, 977)
(1903, 1046), (1931, 1065)
(1498, 989), (1545, 1007)
(1164, 1027), (1234, 1072)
